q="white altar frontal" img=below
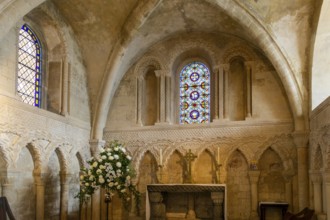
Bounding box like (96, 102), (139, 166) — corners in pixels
(146, 184), (226, 220)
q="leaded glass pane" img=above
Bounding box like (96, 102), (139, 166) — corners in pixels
(179, 62), (210, 124)
(17, 24), (42, 107)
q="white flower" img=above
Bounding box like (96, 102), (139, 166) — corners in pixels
(109, 156), (114, 161)
(121, 148), (126, 153)
(80, 175), (84, 180)
(100, 165), (105, 169)
(126, 176), (131, 180)
(121, 189), (126, 193)
(99, 178), (105, 184)
(108, 182), (114, 187)
(85, 183), (89, 186)
(114, 147), (119, 151)
(89, 175), (94, 181)
(92, 162), (98, 168)
(101, 155), (107, 160)
(100, 148), (105, 153)
(96, 169), (102, 174)
(116, 162), (122, 168)
(117, 185), (121, 189)
(126, 155), (132, 160)
(115, 182), (118, 186)
(106, 148), (111, 152)
(114, 155), (119, 159)
(107, 153), (111, 156)
(98, 159), (102, 162)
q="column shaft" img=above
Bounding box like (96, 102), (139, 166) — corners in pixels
(249, 171), (260, 219)
(223, 64), (230, 120)
(136, 76), (144, 125)
(61, 59), (69, 116)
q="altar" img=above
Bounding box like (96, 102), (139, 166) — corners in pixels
(146, 184), (226, 220)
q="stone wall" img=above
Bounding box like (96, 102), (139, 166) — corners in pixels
(309, 96), (330, 219)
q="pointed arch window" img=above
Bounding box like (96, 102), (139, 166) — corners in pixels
(179, 61), (210, 124)
(17, 24), (42, 107)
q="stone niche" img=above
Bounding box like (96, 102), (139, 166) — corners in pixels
(147, 184), (226, 220)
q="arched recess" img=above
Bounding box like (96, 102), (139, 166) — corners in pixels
(23, 5), (70, 115)
(92, 0), (304, 139)
(258, 148), (286, 217)
(226, 149), (250, 220)
(44, 149), (61, 220)
(165, 150), (185, 184)
(137, 151), (159, 219)
(194, 150), (216, 184)
(13, 145), (36, 220)
(134, 56), (165, 126)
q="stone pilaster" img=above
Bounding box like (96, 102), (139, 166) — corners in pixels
(223, 64), (230, 120)
(244, 61), (253, 119)
(155, 70), (169, 125)
(136, 75), (144, 126)
(293, 132), (309, 210)
(211, 191), (224, 220)
(61, 59), (70, 116)
(149, 192), (165, 220)
(165, 75), (171, 123)
(249, 170), (260, 220)
(213, 66), (219, 120)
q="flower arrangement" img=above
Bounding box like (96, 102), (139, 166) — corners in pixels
(76, 141), (140, 211)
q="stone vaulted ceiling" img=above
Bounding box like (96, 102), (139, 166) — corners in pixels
(47, 0), (316, 137)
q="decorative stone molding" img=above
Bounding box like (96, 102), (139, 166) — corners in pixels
(134, 56), (165, 77)
(222, 45), (255, 64)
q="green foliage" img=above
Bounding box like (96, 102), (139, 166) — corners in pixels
(75, 140), (140, 211)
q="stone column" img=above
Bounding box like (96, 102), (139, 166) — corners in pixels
(34, 173), (46, 220)
(90, 139), (106, 220)
(223, 64), (230, 120)
(149, 192), (165, 220)
(211, 191), (224, 220)
(136, 75), (144, 126)
(61, 59), (69, 116)
(155, 70), (168, 124)
(213, 66), (219, 120)
(165, 75), (171, 123)
(293, 132), (309, 210)
(60, 173), (71, 220)
(244, 61), (253, 119)
(249, 170), (260, 220)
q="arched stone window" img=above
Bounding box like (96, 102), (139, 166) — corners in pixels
(179, 61), (210, 124)
(17, 24), (42, 107)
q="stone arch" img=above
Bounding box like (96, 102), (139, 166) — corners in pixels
(26, 143), (43, 174)
(224, 147), (250, 168)
(75, 151), (86, 169)
(134, 149), (158, 179)
(222, 46), (255, 64)
(55, 147), (68, 174)
(134, 56), (165, 77)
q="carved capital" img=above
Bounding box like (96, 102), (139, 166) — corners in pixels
(248, 171), (260, 183)
(310, 172), (322, 183)
(292, 131), (309, 148)
(220, 64), (230, 72)
(154, 70), (168, 77)
(33, 173), (48, 186)
(89, 139), (106, 157)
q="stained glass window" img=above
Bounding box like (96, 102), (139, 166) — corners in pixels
(17, 24), (42, 107)
(180, 62), (210, 124)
